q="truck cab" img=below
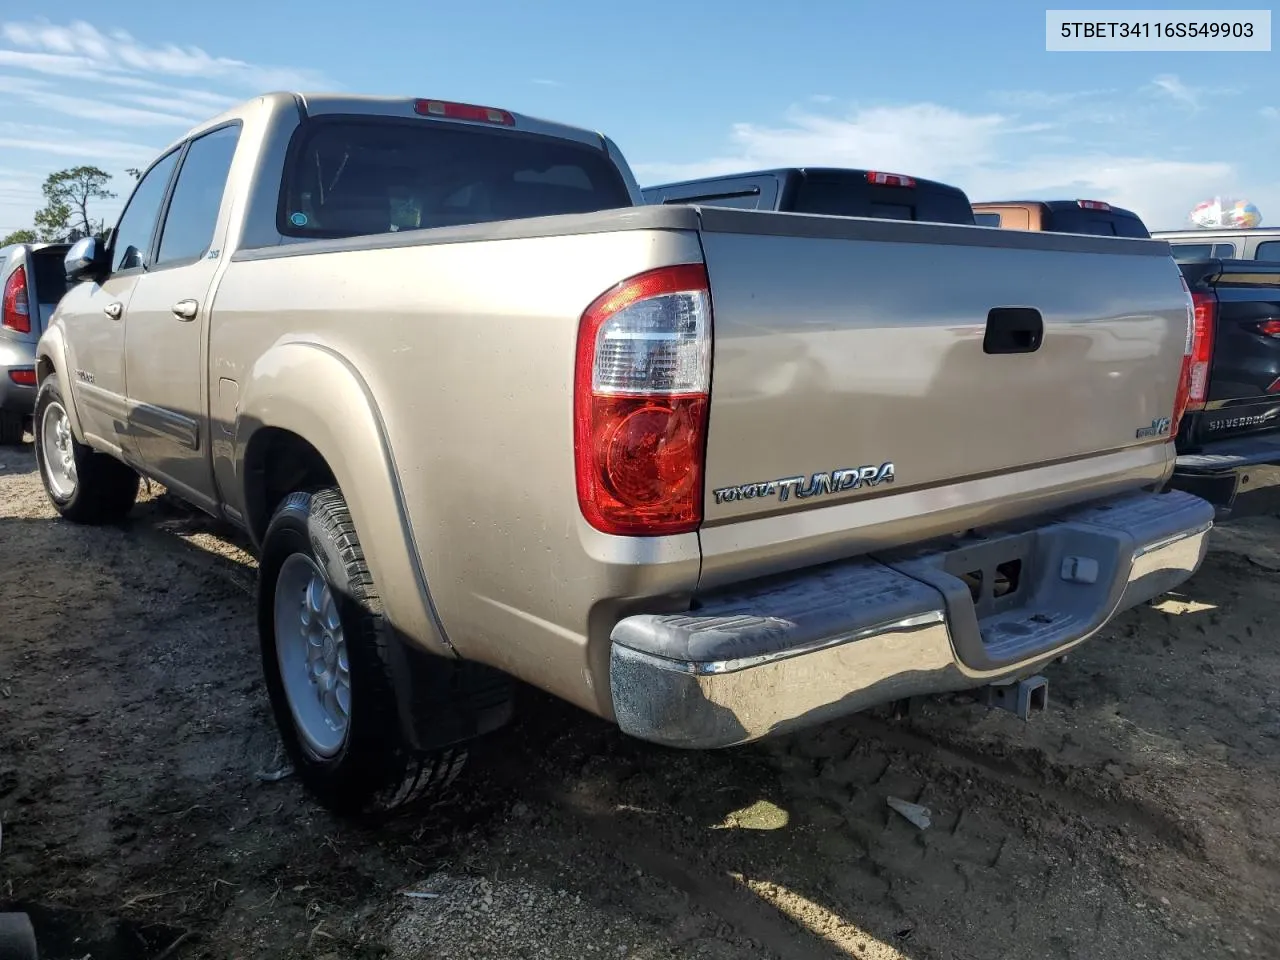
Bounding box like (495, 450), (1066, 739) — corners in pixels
(971, 199), (1150, 238)
(1152, 228), (1280, 263)
(642, 167), (976, 224)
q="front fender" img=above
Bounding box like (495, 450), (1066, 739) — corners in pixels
(233, 340), (455, 659)
(34, 324), (87, 442)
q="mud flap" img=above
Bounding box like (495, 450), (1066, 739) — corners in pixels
(384, 630), (515, 753)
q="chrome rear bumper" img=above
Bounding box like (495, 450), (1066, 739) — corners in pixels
(609, 489), (1214, 748)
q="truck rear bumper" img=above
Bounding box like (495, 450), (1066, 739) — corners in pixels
(1169, 433), (1280, 521)
(609, 489), (1214, 749)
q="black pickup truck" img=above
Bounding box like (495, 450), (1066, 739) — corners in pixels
(641, 167), (976, 224)
(1168, 258), (1280, 519)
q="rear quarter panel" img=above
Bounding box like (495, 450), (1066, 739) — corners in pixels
(215, 221), (705, 716)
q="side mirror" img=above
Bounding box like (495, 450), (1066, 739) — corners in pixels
(65, 236), (108, 284)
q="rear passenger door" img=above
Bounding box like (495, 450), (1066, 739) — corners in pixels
(122, 122), (241, 511)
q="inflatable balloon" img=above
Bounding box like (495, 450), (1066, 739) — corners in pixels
(1189, 197), (1263, 229)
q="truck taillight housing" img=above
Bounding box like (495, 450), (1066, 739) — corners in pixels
(1187, 291), (1216, 407)
(2, 265), (31, 334)
(1171, 279), (1215, 437)
(574, 264), (711, 536)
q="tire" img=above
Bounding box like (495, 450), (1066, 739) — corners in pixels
(0, 411), (23, 445)
(34, 374), (139, 524)
(258, 487), (467, 816)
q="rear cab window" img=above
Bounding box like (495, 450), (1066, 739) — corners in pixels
(973, 212), (1001, 227)
(279, 117), (633, 238)
(787, 174), (975, 225)
(1041, 207), (1150, 238)
(1255, 241), (1280, 262)
(30, 250), (69, 307)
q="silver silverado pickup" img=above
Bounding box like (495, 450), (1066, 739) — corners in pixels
(35, 92), (1214, 815)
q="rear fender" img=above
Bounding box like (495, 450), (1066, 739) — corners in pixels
(234, 340), (454, 659)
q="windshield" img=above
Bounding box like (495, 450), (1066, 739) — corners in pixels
(279, 117), (633, 238)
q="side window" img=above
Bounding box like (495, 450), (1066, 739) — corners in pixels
(1254, 241), (1280, 262)
(973, 212), (1002, 227)
(155, 125), (241, 266)
(111, 150), (180, 273)
(1170, 243), (1215, 260)
(1212, 243), (1237, 259)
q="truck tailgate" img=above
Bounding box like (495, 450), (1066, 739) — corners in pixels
(698, 209), (1188, 527)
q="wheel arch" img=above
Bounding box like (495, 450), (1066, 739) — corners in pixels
(33, 328), (87, 441)
(234, 340), (455, 659)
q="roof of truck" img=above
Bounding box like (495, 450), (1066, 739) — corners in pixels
(972, 199), (1144, 217)
(158, 91), (608, 159)
(1152, 228), (1280, 239)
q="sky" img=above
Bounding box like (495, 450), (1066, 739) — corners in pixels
(0, 1), (1276, 237)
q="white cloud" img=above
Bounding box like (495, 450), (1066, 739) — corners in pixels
(1150, 74), (1200, 110)
(0, 18), (334, 234)
(531, 78), (563, 87)
(632, 97), (1277, 232)
(1, 19), (328, 90)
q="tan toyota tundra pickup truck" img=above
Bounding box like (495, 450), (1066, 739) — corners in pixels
(34, 92), (1214, 816)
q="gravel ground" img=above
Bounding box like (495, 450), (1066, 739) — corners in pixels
(1, 434), (1278, 960)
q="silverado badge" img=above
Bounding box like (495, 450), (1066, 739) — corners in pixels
(713, 463), (895, 506)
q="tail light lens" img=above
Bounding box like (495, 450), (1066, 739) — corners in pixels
(1187, 291), (1216, 407)
(574, 263), (711, 536)
(2, 265), (31, 334)
(1171, 280), (1215, 437)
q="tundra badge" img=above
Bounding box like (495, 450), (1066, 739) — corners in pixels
(1134, 417), (1171, 439)
(713, 463), (895, 505)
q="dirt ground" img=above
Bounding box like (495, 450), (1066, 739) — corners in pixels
(1, 436), (1278, 960)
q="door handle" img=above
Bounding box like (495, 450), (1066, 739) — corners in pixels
(172, 299), (198, 322)
(103, 302), (123, 321)
(984, 307), (1044, 355)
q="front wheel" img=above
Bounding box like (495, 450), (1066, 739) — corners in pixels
(34, 374), (139, 524)
(257, 487), (466, 816)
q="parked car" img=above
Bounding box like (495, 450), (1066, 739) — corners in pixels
(643, 167), (976, 223)
(1152, 228), (1280, 262)
(971, 199), (1150, 237)
(35, 92), (1213, 816)
(1163, 256), (1280, 519)
(0, 242), (70, 443)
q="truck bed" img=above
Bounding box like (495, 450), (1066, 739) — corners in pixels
(218, 203), (1191, 711)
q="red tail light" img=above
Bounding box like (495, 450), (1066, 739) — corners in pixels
(8, 369), (36, 386)
(2, 265), (31, 334)
(1077, 199), (1111, 211)
(866, 171), (916, 188)
(1187, 291), (1216, 408)
(413, 99), (514, 126)
(574, 264), (711, 536)
(1172, 284), (1215, 436)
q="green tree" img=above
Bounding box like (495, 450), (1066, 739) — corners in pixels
(1, 228), (38, 246)
(34, 166), (116, 241)
(33, 201), (72, 242)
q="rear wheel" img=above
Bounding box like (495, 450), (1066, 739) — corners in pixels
(258, 487), (466, 816)
(34, 374), (139, 524)
(0, 411), (23, 445)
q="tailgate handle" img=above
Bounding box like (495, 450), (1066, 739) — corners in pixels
(984, 307), (1044, 355)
